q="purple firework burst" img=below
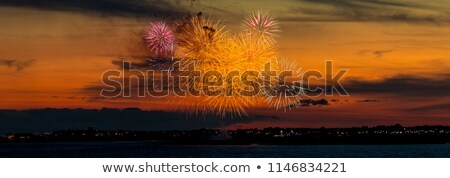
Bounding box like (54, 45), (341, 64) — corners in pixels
(144, 21), (175, 55)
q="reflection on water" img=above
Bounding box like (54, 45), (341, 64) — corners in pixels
(0, 142), (449, 158)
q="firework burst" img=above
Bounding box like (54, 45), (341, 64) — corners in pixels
(228, 33), (277, 72)
(172, 13), (254, 117)
(174, 12), (229, 72)
(203, 65), (260, 118)
(144, 21), (175, 55)
(265, 58), (304, 111)
(143, 11), (300, 118)
(243, 10), (280, 44)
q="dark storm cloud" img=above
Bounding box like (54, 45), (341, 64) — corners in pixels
(344, 74), (450, 97)
(0, 108), (279, 133)
(288, 0), (446, 23)
(373, 50), (393, 58)
(81, 58), (180, 96)
(111, 58), (178, 70)
(356, 99), (387, 103)
(111, 59), (151, 69)
(0, 0), (187, 18)
(405, 103), (450, 112)
(302, 0), (410, 9)
(421, 59), (450, 69)
(81, 76), (171, 99)
(358, 49), (393, 58)
(0, 59), (36, 71)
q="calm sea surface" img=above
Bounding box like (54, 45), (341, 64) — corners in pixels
(1, 142), (449, 158)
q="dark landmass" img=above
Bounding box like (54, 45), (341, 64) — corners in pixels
(2, 124), (450, 145)
(0, 104), (323, 133)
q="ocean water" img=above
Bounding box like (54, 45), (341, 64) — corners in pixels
(0, 142), (449, 158)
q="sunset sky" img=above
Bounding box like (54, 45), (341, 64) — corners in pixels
(0, 0), (449, 130)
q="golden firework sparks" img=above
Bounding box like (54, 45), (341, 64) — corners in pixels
(153, 11), (300, 117)
(174, 12), (229, 72)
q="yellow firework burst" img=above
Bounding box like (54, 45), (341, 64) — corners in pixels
(162, 11), (294, 117)
(202, 65), (262, 118)
(228, 33), (277, 72)
(174, 12), (229, 72)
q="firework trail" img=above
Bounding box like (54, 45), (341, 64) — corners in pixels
(243, 10), (280, 44)
(206, 94), (251, 118)
(144, 21), (175, 56)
